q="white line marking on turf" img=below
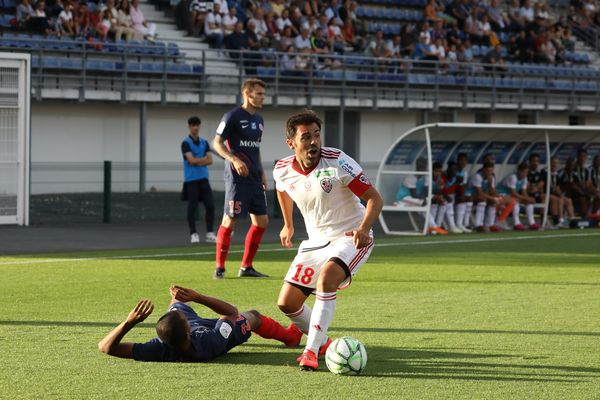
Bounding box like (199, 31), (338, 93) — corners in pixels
(0, 232), (598, 266)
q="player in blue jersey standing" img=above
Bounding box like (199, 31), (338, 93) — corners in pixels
(181, 116), (216, 244)
(211, 78), (270, 279)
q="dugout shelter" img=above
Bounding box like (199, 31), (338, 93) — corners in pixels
(376, 123), (600, 235)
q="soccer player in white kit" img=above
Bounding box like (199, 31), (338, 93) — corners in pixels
(273, 110), (383, 371)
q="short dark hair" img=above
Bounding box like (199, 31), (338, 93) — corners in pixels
(285, 109), (322, 140)
(432, 161), (443, 170)
(188, 116), (201, 126)
(483, 161), (495, 170)
(529, 153), (540, 161)
(241, 78), (266, 93)
(457, 152), (468, 161)
(156, 311), (188, 350)
(517, 162), (529, 171)
(577, 148), (588, 157)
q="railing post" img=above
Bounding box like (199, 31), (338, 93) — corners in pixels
(103, 160), (112, 223)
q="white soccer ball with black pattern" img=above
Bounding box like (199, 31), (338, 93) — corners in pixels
(325, 337), (367, 375)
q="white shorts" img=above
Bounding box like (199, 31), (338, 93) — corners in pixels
(284, 235), (374, 292)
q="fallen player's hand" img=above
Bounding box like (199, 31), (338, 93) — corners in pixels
(126, 299), (154, 325)
(169, 285), (201, 303)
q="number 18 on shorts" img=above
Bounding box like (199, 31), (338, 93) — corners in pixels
(284, 236), (374, 291)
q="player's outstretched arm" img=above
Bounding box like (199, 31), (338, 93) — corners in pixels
(277, 190), (295, 248)
(98, 299), (154, 359)
(348, 187), (383, 249)
(169, 285), (239, 323)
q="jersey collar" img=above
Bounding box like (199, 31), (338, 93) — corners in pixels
(292, 155), (321, 176)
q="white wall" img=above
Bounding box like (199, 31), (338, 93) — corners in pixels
(29, 101), (599, 194)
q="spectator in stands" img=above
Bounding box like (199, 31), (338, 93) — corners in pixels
(18, 0), (51, 34)
(204, 2), (224, 49)
(534, 2), (550, 23)
(294, 26), (312, 51)
(387, 35), (402, 58)
(465, 8), (485, 45)
(131, 0), (157, 41)
(497, 162), (539, 230)
(508, 0), (525, 32)
(447, 0), (470, 27)
(418, 21), (431, 45)
(248, 8), (268, 44)
(100, 0), (118, 38)
(537, 32), (557, 63)
(225, 21), (249, 56)
(431, 19), (445, 42)
(430, 37), (446, 62)
(302, 14), (319, 34)
(57, 1), (76, 36)
(312, 26), (342, 69)
(116, 0), (139, 41)
(324, 0), (342, 26)
(446, 18), (465, 48)
(511, 29), (535, 63)
(559, 157), (588, 217)
(188, 0), (208, 37)
(400, 24), (416, 57)
(424, 0), (438, 23)
(213, 0), (228, 16)
(258, 0), (272, 16)
(412, 34), (432, 60)
(327, 17), (345, 53)
(264, 11), (279, 42)
(32, 0), (51, 33)
(289, 6), (305, 33)
(457, 39), (474, 63)
(97, 8), (113, 40)
(17, 0), (34, 29)
(487, 0), (508, 32)
(520, 0), (535, 24)
(338, 0), (352, 24)
(547, 156), (575, 227)
(365, 29), (390, 59)
(278, 25), (295, 51)
(482, 44), (507, 73)
(271, 0), (286, 17)
(223, 6), (238, 37)
(76, 2), (91, 38)
(276, 8), (296, 35)
(300, 0), (319, 17)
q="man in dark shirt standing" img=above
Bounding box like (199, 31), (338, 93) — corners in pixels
(98, 285), (302, 362)
(211, 78), (269, 279)
(181, 116), (216, 244)
(527, 153), (545, 205)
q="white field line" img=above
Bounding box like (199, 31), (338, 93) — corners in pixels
(0, 232), (599, 266)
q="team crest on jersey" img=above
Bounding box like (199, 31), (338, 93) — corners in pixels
(251, 122), (257, 130)
(359, 174), (370, 185)
(320, 177), (333, 193)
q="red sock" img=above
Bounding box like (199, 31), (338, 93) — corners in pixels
(253, 315), (302, 346)
(215, 225), (233, 270)
(241, 225), (265, 268)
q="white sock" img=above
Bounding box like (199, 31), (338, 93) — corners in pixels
(526, 204), (535, 225)
(464, 202), (473, 227)
(429, 204), (439, 227)
(436, 204), (447, 227)
(285, 303), (312, 334)
(456, 203), (466, 228)
(485, 206), (496, 227)
(475, 202), (486, 227)
(512, 202), (521, 226)
(305, 292), (336, 354)
(446, 204), (458, 230)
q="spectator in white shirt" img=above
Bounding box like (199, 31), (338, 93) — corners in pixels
(213, 0), (228, 16)
(520, 0), (534, 23)
(204, 2), (224, 48)
(248, 8), (268, 39)
(58, 2), (76, 35)
(130, 0), (157, 40)
(223, 7), (238, 36)
(276, 8), (295, 34)
(294, 27), (312, 50)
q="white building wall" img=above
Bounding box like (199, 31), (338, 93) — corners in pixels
(29, 101), (600, 194)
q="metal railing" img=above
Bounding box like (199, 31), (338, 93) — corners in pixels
(1, 36), (600, 111)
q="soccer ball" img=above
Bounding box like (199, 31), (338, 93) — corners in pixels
(325, 337), (367, 375)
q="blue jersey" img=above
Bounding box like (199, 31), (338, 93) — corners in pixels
(132, 302), (251, 362)
(181, 135), (210, 182)
(216, 106), (264, 185)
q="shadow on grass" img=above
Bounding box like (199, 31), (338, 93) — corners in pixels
(2, 320), (600, 339)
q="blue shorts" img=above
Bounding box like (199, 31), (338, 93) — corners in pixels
(224, 182), (268, 218)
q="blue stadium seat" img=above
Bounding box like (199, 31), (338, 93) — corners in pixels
(192, 64), (203, 74)
(256, 66), (275, 77)
(60, 58), (83, 70)
(86, 60), (116, 71)
(41, 57), (60, 68)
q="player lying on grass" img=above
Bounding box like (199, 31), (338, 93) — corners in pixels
(98, 285), (302, 362)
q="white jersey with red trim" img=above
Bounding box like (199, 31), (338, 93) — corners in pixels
(273, 147), (373, 240)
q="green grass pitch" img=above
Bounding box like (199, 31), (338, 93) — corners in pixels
(1, 230), (599, 399)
